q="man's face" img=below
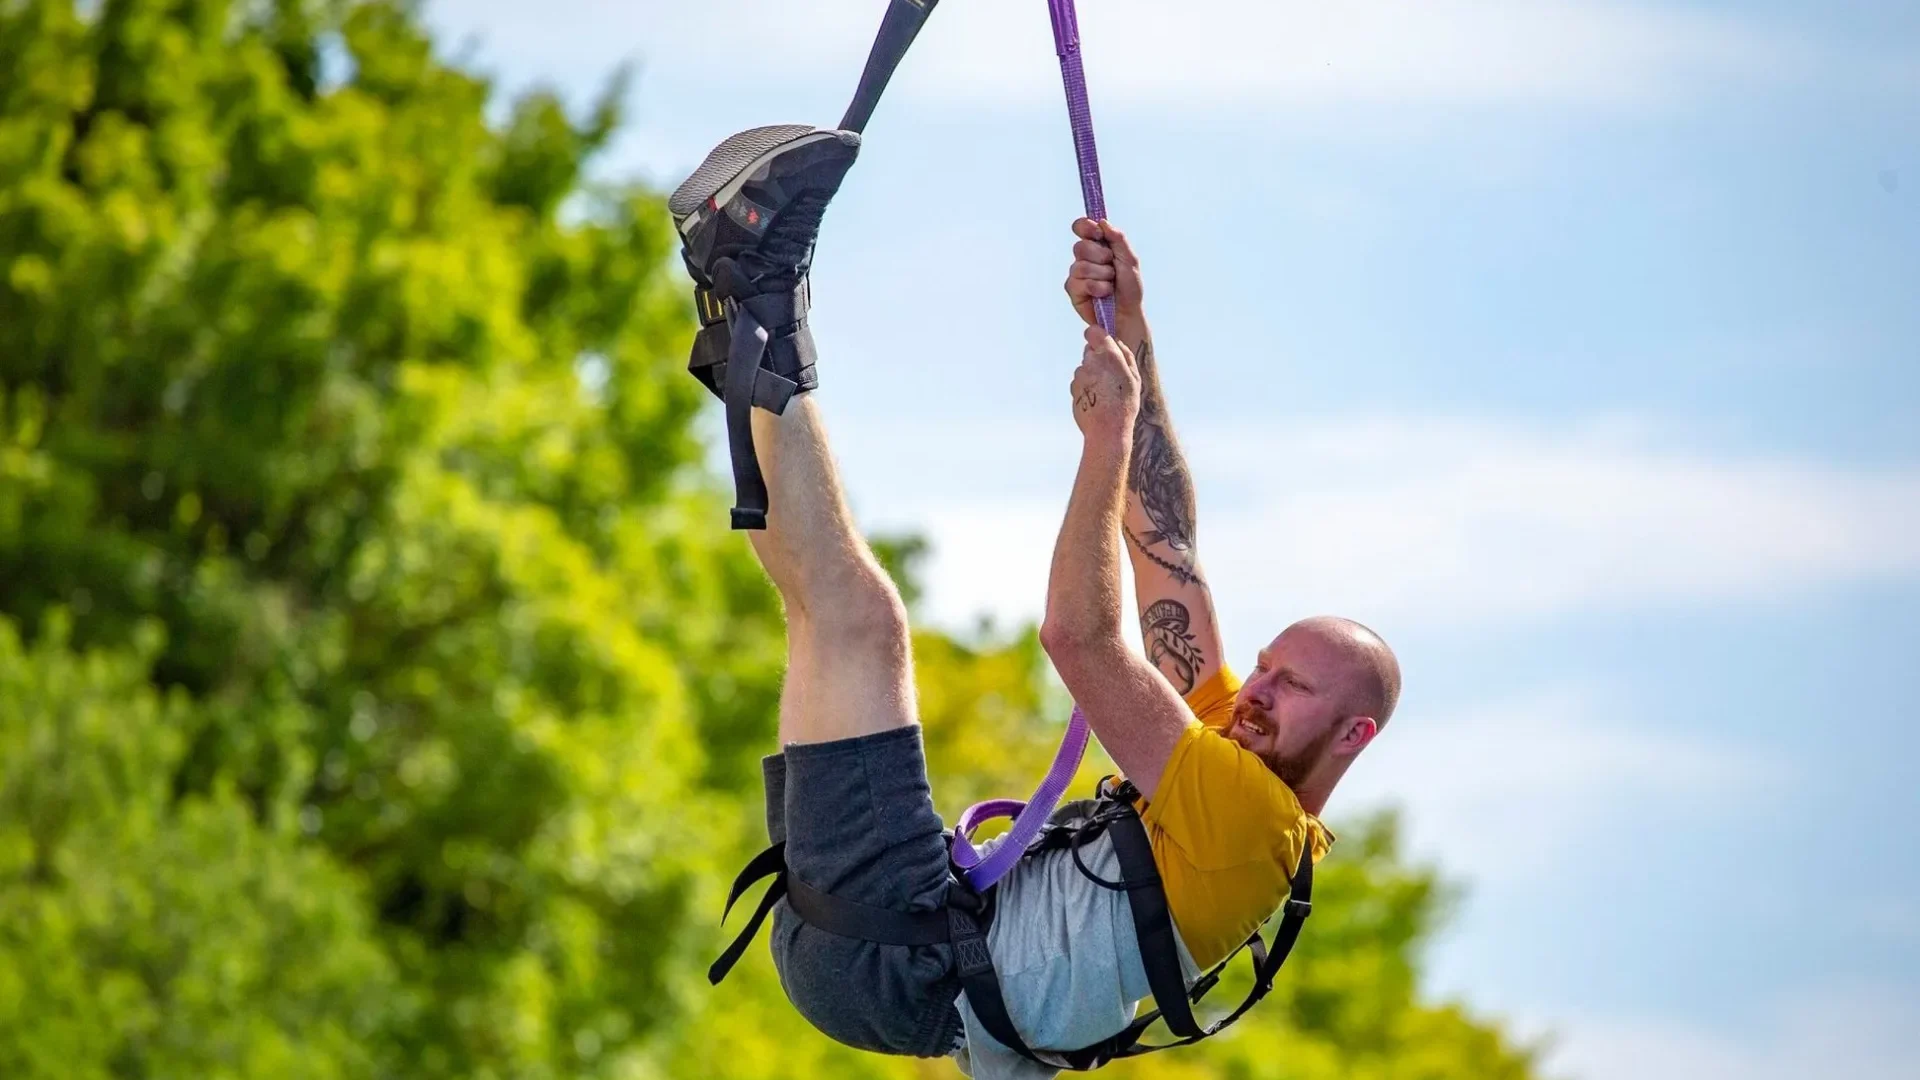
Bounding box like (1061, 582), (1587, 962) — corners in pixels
(1227, 627), (1351, 789)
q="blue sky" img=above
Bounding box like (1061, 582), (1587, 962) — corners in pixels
(424, 2), (1919, 1075)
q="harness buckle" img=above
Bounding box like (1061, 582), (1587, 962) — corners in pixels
(693, 286), (731, 327)
(1284, 898), (1313, 919)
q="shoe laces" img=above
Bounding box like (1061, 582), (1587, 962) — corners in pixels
(738, 190), (832, 286)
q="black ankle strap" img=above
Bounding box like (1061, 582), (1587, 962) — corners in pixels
(723, 307), (772, 530)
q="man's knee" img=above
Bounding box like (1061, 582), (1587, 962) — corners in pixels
(806, 564), (909, 653)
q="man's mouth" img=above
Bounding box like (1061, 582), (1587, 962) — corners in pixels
(1237, 716), (1270, 738)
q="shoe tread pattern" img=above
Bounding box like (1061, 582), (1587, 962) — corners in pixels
(668, 124), (819, 218)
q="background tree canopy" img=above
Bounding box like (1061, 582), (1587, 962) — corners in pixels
(0, 1), (1548, 1077)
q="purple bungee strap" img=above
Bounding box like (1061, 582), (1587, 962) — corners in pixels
(1048, 0), (1116, 335)
(951, 706), (1090, 891)
(949, 1), (1115, 893)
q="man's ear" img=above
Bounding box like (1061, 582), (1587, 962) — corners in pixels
(1337, 716), (1379, 756)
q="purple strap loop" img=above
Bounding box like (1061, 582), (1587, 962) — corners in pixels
(951, 706), (1090, 891)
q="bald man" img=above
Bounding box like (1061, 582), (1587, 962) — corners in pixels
(1016, 218), (1403, 1057)
(674, 119), (1400, 1077)
(952, 225), (1406, 1077)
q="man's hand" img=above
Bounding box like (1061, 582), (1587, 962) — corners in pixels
(1065, 218), (1145, 326)
(1070, 326), (1140, 441)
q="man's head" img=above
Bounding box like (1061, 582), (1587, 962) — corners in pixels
(1225, 616), (1400, 808)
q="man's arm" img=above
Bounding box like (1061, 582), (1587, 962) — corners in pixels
(1067, 220), (1227, 696)
(1040, 327), (1196, 801)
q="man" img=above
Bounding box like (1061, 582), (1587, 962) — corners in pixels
(672, 126), (1400, 1078)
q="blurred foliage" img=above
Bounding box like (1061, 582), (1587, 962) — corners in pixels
(0, 0), (1547, 1077)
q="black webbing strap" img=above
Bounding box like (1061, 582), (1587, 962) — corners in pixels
(709, 842), (790, 985)
(709, 841), (958, 987)
(785, 873), (951, 946)
(722, 307), (770, 530)
(840, 0), (942, 134)
(1106, 810), (1204, 1039)
(952, 885), (1044, 1064)
(709, 286), (811, 531)
(1097, 833), (1316, 1063)
(950, 880), (1048, 1062)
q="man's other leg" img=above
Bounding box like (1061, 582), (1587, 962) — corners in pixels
(748, 396), (914, 747)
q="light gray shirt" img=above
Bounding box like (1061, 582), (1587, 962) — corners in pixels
(948, 831), (1199, 1080)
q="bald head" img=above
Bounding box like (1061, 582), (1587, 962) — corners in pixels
(1287, 616), (1401, 727)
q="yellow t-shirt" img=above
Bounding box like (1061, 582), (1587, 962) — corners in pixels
(1138, 665), (1334, 968)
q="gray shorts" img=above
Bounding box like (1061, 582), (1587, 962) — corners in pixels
(763, 725), (965, 1058)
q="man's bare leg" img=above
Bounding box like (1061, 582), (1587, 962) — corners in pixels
(747, 397), (915, 747)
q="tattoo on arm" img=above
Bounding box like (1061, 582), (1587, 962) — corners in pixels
(1127, 337), (1198, 555)
(1125, 525), (1200, 587)
(1141, 598), (1204, 695)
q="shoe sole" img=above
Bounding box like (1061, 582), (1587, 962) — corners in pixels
(669, 125), (845, 237)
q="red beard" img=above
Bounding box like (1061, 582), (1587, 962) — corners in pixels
(1231, 702), (1335, 791)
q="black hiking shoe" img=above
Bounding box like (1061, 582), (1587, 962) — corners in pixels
(670, 125), (861, 409)
(669, 125), (861, 530)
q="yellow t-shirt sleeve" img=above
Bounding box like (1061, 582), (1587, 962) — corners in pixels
(1182, 665), (1241, 732)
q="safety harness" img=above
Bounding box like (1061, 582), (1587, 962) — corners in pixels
(708, 776), (1315, 1069)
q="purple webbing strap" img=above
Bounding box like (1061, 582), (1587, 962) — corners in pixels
(950, 706), (1090, 891)
(948, 1), (1117, 895)
(1048, 0), (1115, 334)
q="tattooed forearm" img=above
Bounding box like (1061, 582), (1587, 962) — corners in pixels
(1126, 337), (1198, 554)
(1124, 525), (1200, 587)
(1141, 598), (1204, 695)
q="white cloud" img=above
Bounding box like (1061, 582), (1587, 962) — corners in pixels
(1546, 983), (1920, 1080)
(842, 414), (1920, 637)
(432, 0), (1820, 112)
(911, 0), (1809, 109)
(1196, 416), (1920, 636)
(1335, 683), (1780, 885)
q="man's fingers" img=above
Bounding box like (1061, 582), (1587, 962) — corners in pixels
(1098, 220), (1140, 264)
(1073, 239), (1113, 264)
(1072, 217), (1104, 241)
(1070, 260), (1116, 283)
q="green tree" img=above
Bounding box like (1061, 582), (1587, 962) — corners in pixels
(2, 0), (780, 1074)
(0, 1), (1548, 1077)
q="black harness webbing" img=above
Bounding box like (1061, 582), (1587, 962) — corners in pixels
(708, 786), (1316, 1070)
(841, 0), (942, 135)
(721, 305), (771, 530)
(707, 286), (812, 531)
